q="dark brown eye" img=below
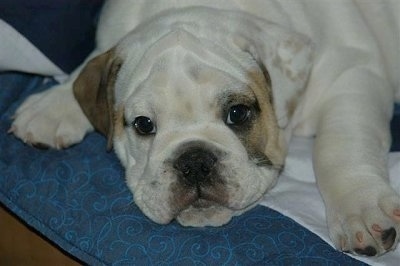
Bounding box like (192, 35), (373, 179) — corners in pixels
(226, 104), (251, 125)
(133, 116), (156, 135)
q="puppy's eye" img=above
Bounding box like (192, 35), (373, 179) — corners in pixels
(133, 116), (156, 135)
(226, 104), (251, 125)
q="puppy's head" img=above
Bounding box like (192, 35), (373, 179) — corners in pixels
(73, 8), (313, 226)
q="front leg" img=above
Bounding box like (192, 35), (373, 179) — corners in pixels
(9, 49), (107, 149)
(314, 67), (400, 256)
(10, 82), (93, 149)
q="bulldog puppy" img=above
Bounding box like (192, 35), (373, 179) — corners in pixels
(10, 0), (400, 257)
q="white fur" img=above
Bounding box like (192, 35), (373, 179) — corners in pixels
(11, 0), (400, 257)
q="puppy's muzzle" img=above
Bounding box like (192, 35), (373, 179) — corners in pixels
(174, 148), (218, 186)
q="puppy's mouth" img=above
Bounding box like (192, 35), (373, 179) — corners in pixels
(191, 198), (214, 208)
(170, 180), (229, 214)
(169, 180), (242, 227)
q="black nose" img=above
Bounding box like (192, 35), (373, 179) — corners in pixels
(174, 148), (218, 185)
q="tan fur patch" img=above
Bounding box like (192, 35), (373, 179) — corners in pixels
(244, 69), (285, 169)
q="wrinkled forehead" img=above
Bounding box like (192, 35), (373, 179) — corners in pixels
(125, 47), (254, 119)
(114, 29), (256, 106)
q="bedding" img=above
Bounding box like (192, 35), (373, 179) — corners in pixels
(1, 2), (400, 265)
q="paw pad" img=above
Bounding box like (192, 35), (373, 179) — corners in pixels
(393, 209), (400, 221)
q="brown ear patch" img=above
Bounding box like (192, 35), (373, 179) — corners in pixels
(244, 68), (285, 170)
(73, 49), (123, 150)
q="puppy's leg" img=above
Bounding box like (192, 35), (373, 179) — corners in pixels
(10, 50), (102, 149)
(314, 67), (400, 256)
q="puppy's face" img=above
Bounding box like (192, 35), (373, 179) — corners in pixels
(74, 11), (312, 226)
(111, 32), (285, 226)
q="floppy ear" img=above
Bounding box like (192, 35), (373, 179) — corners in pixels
(73, 49), (122, 150)
(233, 20), (314, 128)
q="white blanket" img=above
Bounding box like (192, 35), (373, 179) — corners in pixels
(260, 137), (400, 265)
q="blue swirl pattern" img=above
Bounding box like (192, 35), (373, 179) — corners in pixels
(0, 73), (366, 265)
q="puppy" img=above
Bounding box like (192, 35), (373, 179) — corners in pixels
(10, 0), (400, 257)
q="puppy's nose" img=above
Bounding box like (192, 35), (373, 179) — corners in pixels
(174, 148), (217, 185)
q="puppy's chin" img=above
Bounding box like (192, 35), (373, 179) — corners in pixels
(175, 200), (256, 227)
(176, 204), (235, 227)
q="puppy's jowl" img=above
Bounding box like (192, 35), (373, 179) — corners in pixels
(11, 0), (400, 257)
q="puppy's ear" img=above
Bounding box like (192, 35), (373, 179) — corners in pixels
(233, 20), (314, 128)
(73, 49), (122, 150)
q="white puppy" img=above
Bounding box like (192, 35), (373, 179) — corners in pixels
(10, 0), (400, 257)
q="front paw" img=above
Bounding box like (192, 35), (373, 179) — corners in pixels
(327, 191), (400, 256)
(10, 84), (93, 149)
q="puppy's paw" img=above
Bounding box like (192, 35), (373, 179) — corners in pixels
(10, 84), (93, 149)
(327, 189), (400, 257)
